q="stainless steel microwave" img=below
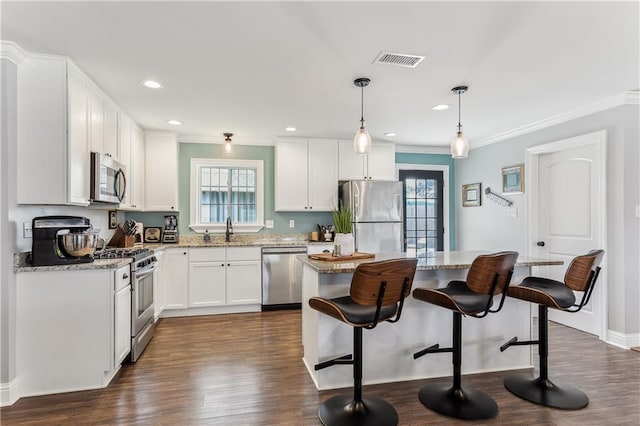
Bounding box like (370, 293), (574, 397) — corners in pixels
(90, 152), (126, 204)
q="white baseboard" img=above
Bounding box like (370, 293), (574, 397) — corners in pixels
(606, 330), (640, 349)
(0, 379), (19, 407)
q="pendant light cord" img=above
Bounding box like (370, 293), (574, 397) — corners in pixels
(360, 86), (365, 129)
(457, 90), (462, 133)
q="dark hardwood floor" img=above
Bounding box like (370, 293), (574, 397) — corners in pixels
(2, 311), (639, 425)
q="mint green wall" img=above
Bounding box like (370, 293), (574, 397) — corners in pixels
(128, 143), (333, 235)
(395, 153), (456, 250)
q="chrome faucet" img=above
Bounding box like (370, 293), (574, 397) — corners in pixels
(225, 216), (234, 242)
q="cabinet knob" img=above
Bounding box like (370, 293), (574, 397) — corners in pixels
(304, 206), (308, 210)
(309, 206), (313, 210)
(183, 252), (187, 255)
(221, 263), (225, 267)
(122, 273), (129, 280)
(171, 206), (174, 210)
(227, 263), (231, 266)
(536, 241), (545, 247)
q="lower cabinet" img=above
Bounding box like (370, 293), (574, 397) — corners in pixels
(16, 264), (132, 398)
(114, 265), (132, 365)
(161, 246), (261, 316)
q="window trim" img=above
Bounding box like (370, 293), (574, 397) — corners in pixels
(189, 158), (264, 233)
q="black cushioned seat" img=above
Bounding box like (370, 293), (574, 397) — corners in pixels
(501, 249), (605, 410)
(308, 258), (418, 426)
(411, 251), (519, 421)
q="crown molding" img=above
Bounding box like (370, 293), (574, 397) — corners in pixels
(395, 144), (450, 155)
(0, 41), (27, 65)
(178, 134), (274, 146)
(472, 91), (639, 149)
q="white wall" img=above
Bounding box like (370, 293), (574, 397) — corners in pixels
(455, 104), (639, 340)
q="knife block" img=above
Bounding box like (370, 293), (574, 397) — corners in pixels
(107, 226), (135, 248)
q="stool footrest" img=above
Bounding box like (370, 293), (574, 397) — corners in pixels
(314, 354), (353, 371)
(413, 343), (452, 360)
(500, 336), (539, 352)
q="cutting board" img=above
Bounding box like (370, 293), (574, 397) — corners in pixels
(308, 252), (375, 262)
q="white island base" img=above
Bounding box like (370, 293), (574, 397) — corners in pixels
(300, 251), (562, 391)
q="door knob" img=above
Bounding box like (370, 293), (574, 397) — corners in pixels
(536, 241), (545, 247)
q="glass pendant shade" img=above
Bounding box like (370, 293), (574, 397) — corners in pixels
(451, 131), (469, 158)
(353, 126), (372, 154)
(224, 140), (232, 153)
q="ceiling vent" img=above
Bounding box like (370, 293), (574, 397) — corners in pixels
(373, 51), (425, 68)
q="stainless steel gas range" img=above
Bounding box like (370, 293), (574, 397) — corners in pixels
(94, 247), (158, 362)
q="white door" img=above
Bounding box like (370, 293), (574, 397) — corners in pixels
(528, 130), (606, 336)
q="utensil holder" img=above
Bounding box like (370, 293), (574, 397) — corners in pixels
(107, 226), (136, 248)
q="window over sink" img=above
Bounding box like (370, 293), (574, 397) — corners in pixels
(189, 158), (264, 233)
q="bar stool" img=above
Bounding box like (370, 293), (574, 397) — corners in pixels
(308, 258), (418, 426)
(500, 249), (604, 409)
(412, 251), (519, 420)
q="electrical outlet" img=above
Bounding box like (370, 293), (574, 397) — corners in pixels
(289, 219), (295, 228)
(265, 220), (274, 229)
(23, 222), (32, 239)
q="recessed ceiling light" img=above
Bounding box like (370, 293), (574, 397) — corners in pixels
(285, 127), (296, 132)
(167, 120), (182, 126)
(384, 132), (397, 137)
(432, 104), (450, 111)
(141, 80), (163, 89)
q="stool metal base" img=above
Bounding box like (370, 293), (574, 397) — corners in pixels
(504, 375), (589, 410)
(418, 382), (498, 420)
(318, 394), (398, 426)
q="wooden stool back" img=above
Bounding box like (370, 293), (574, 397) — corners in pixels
(350, 258), (418, 306)
(466, 251), (519, 295)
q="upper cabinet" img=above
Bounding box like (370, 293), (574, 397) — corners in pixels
(116, 112), (144, 210)
(338, 140), (396, 181)
(275, 139), (338, 212)
(145, 131), (178, 211)
(17, 56), (90, 205)
(103, 99), (120, 160)
(89, 87), (119, 160)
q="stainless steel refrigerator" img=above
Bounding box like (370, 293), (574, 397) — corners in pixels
(339, 180), (404, 253)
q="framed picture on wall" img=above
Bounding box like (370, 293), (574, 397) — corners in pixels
(502, 164), (524, 194)
(462, 183), (482, 207)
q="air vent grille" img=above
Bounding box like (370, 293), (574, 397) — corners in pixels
(373, 51), (425, 68)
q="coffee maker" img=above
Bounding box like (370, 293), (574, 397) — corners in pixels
(30, 216), (94, 266)
(162, 215), (178, 243)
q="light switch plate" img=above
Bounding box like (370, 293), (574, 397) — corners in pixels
(507, 207), (518, 218)
(289, 219), (295, 228)
(265, 220), (274, 228)
(23, 222), (32, 238)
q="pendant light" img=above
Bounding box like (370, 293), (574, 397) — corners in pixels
(353, 77), (372, 154)
(450, 85), (469, 159)
(223, 133), (233, 153)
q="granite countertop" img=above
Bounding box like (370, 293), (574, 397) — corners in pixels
(143, 233), (333, 250)
(297, 251), (564, 274)
(14, 252), (131, 273)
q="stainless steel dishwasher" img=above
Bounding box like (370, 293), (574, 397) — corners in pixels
(261, 246), (307, 310)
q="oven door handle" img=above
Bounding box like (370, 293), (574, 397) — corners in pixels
(135, 262), (158, 278)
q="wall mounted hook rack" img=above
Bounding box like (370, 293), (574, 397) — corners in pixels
(484, 187), (513, 207)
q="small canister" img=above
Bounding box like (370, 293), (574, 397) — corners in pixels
(332, 244), (341, 257)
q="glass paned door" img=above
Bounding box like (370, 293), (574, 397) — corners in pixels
(400, 170), (444, 257)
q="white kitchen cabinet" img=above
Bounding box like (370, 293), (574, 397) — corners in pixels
(188, 247), (261, 307)
(114, 265), (132, 366)
(163, 248), (189, 309)
(338, 140), (396, 181)
(104, 99), (120, 160)
(16, 264), (132, 397)
(275, 138), (338, 211)
(145, 131), (178, 211)
(88, 85), (105, 156)
(17, 56), (90, 205)
(153, 248), (165, 321)
(128, 125), (145, 210)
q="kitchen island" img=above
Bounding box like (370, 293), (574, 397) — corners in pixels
(299, 251), (563, 390)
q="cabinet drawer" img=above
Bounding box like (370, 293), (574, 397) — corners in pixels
(114, 265), (131, 291)
(226, 247), (261, 261)
(189, 247), (225, 262)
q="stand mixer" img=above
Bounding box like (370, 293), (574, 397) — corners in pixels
(162, 215), (178, 243)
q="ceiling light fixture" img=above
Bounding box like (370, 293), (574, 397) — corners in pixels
(223, 133), (233, 153)
(432, 104), (450, 111)
(450, 86), (469, 159)
(141, 80), (163, 89)
(353, 77), (372, 154)
(285, 127), (297, 132)
(167, 120), (182, 126)
(384, 132), (397, 137)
